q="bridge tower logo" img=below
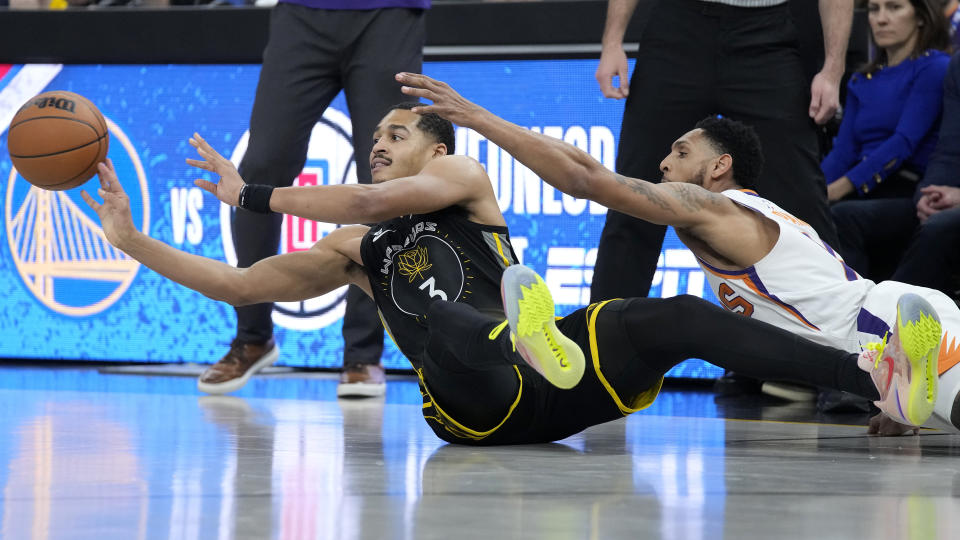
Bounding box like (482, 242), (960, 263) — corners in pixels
(221, 107), (358, 331)
(5, 117), (151, 316)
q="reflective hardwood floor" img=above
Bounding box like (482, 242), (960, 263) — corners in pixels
(0, 366), (957, 540)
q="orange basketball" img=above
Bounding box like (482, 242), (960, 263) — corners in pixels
(7, 91), (109, 191)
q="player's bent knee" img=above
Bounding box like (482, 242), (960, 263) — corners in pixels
(661, 294), (713, 317)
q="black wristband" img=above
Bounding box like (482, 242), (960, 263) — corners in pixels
(238, 184), (274, 214)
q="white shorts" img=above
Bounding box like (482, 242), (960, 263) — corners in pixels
(860, 280), (960, 430)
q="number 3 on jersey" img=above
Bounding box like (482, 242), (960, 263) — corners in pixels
(718, 283), (754, 317)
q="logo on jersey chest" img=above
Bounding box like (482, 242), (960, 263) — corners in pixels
(379, 225), (467, 317)
(378, 220), (437, 275)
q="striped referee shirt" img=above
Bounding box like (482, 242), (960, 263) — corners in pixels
(698, 0), (787, 6)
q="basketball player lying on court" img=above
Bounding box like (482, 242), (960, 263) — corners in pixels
(82, 103), (940, 445)
(396, 72), (959, 437)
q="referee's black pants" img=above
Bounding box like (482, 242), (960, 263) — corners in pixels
(231, 4), (425, 366)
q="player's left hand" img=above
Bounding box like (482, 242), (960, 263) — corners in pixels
(81, 158), (138, 249)
(809, 70), (841, 125)
(867, 412), (919, 436)
(395, 72), (485, 127)
(187, 132), (245, 206)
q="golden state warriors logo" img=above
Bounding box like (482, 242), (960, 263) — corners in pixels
(5, 117), (150, 316)
(222, 108), (357, 331)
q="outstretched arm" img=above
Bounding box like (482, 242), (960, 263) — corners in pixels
(187, 134), (497, 225)
(396, 72), (735, 230)
(82, 160), (369, 305)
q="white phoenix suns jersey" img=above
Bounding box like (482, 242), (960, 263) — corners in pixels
(698, 190), (875, 351)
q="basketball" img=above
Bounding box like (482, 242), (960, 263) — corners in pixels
(7, 90), (109, 191)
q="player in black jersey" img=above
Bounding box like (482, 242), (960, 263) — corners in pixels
(82, 103), (933, 444)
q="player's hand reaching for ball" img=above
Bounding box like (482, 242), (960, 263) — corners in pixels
(81, 159), (138, 249)
(396, 73), (485, 127)
(187, 133), (245, 206)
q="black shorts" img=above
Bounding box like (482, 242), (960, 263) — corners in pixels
(417, 299), (665, 446)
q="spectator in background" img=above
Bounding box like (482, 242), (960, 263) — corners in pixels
(827, 0), (950, 284)
(196, 0), (428, 397)
(885, 52), (960, 296)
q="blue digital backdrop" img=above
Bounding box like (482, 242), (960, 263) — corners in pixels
(0, 61), (723, 378)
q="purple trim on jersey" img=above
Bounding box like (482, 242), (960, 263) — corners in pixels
(819, 240), (861, 282)
(696, 257), (749, 276)
(857, 308), (890, 339)
(744, 267), (821, 331)
(697, 257), (821, 331)
(841, 263), (859, 282)
(279, 0), (430, 8)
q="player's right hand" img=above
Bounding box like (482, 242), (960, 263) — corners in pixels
(396, 72), (485, 128)
(81, 159), (138, 249)
(595, 46), (630, 99)
(187, 133), (245, 207)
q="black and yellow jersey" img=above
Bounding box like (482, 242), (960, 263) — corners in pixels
(359, 206), (519, 369)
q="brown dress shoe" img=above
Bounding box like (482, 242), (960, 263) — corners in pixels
(197, 338), (279, 395)
(337, 364), (386, 398)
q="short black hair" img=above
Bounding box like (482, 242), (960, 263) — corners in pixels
(694, 115), (763, 190)
(388, 102), (456, 155)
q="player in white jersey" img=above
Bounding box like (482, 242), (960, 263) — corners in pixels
(397, 72), (960, 434)
(698, 189), (871, 353)
(707, 189), (960, 433)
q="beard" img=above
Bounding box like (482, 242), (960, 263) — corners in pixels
(689, 165), (707, 187)
(661, 165), (707, 186)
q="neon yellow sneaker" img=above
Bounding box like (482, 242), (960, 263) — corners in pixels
(501, 265), (585, 389)
(857, 293), (941, 427)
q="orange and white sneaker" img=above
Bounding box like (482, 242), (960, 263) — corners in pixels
(501, 264), (585, 389)
(857, 293), (941, 427)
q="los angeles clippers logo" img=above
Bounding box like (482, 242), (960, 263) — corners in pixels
(221, 108), (358, 331)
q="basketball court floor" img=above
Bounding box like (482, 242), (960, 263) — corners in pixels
(0, 364), (958, 540)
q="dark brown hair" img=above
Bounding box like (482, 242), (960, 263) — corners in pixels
(860, 0), (951, 74)
(388, 102), (455, 154)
